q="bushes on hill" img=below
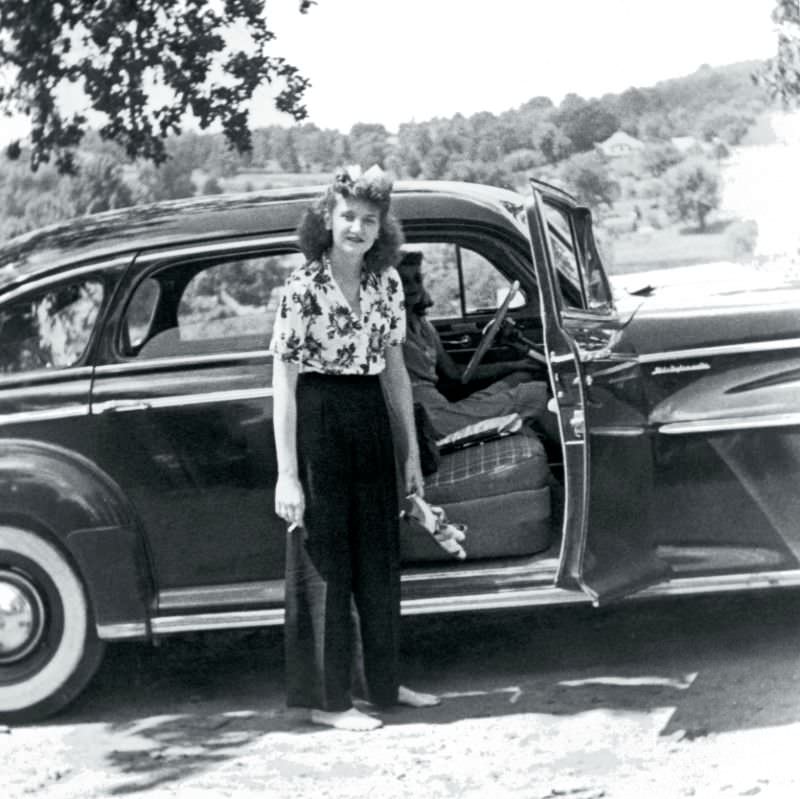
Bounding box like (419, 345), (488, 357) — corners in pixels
(558, 152), (619, 208)
(663, 157), (721, 231)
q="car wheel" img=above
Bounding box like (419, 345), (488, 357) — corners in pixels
(0, 525), (105, 723)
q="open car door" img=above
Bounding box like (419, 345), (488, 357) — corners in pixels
(527, 179), (671, 604)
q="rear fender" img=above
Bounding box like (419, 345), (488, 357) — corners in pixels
(0, 439), (153, 638)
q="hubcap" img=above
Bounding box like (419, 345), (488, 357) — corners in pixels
(0, 570), (45, 664)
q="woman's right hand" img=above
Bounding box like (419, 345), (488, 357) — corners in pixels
(275, 472), (305, 528)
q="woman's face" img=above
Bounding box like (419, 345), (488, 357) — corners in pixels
(327, 194), (381, 259)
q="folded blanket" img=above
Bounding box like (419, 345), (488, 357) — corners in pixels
(435, 413), (523, 454)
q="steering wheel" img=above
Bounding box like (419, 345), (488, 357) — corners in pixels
(461, 280), (520, 384)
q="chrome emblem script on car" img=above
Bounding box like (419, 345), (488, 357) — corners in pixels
(651, 362), (711, 376)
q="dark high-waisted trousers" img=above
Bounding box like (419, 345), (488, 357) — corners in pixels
(285, 372), (400, 711)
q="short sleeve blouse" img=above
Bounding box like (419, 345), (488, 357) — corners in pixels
(269, 258), (406, 375)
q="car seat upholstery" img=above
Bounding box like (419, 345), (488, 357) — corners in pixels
(400, 431), (552, 562)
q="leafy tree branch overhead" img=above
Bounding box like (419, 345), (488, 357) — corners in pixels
(0, 0), (315, 172)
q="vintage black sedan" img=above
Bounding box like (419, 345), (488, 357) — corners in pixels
(1, 178), (799, 722)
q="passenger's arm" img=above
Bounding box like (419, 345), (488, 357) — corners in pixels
(272, 358), (305, 527)
(380, 344), (425, 497)
(433, 323), (536, 384)
(469, 358), (539, 382)
(433, 331), (464, 382)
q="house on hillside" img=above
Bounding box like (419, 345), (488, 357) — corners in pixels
(596, 131), (644, 159)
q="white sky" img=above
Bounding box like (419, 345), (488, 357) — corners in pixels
(253, 0), (778, 131)
(0, 0), (780, 143)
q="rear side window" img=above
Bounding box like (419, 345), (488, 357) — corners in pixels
(0, 279), (104, 374)
(125, 251), (304, 359)
(178, 257), (298, 342)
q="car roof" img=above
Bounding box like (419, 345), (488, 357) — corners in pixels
(0, 180), (529, 295)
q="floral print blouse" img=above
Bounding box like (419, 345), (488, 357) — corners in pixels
(269, 257), (406, 375)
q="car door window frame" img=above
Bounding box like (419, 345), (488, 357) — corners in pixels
(403, 224), (538, 323)
(542, 198), (616, 321)
(110, 235), (301, 364)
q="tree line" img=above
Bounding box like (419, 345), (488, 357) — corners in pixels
(0, 59), (771, 241)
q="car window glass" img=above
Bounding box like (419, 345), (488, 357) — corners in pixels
(129, 251), (304, 359)
(405, 242), (525, 319)
(407, 242), (461, 318)
(0, 279), (104, 374)
(544, 203), (584, 309)
(125, 277), (160, 349)
(581, 223), (614, 311)
(461, 247), (525, 313)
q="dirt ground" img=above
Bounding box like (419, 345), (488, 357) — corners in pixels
(3, 590), (800, 798)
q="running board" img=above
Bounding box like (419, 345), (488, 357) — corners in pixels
(147, 586), (586, 636)
(97, 567), (800, 639)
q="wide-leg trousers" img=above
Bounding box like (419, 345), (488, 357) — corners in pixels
(285, 372), (400, 711)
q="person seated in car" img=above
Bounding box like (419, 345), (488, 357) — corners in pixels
(398, 250), (549, 438)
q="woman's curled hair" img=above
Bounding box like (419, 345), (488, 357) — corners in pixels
(296, 165), (405, 274)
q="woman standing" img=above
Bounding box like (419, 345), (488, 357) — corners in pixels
(270, 166), (439, 731)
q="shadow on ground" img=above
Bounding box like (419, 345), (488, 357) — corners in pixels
(32, 590), (800, 794)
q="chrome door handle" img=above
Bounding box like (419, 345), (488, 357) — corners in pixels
(580, 347), (613, 362)
(570, 409), (585, 438)
(97, 400), (152, 414)
(442, 334), (471, 346)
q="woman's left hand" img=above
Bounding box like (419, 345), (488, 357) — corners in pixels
(405, 454), (425, 497)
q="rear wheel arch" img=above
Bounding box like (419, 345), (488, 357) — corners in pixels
(0, 524), (106, 722)
(0, 440), (154, 633)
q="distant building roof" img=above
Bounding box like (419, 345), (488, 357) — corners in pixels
(596, 130), (644, 157)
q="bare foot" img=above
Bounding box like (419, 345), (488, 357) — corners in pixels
(397, 685), (441, 707)
(310, 707), (383, 731)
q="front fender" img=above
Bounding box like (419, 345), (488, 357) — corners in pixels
(649, 355), (800, 431)
(0, 439), (153, 637)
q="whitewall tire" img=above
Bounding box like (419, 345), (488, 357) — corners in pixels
(0, 525), (105, 722)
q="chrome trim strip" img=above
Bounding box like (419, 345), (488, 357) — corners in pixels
(638, 568), (800, 597)
(158, 581), (284, 611)
(561, 309), (616, 323)
(94, 349), (274, 374)
(0, 366), (94, 387)
(96, 621), (148, 640)
(591, 427), (645, 437)
(93, 387), (272, 414)
(659, 413), (800, 435)
(151, 609), (285, 634)
(639, 338), (800, 364)
(401, 588), (588, 615)
(0, 405), (89, 426)
(136, 234), (298, 263)
(0, 257), (131, 305)
(402, 557), (559, 584)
